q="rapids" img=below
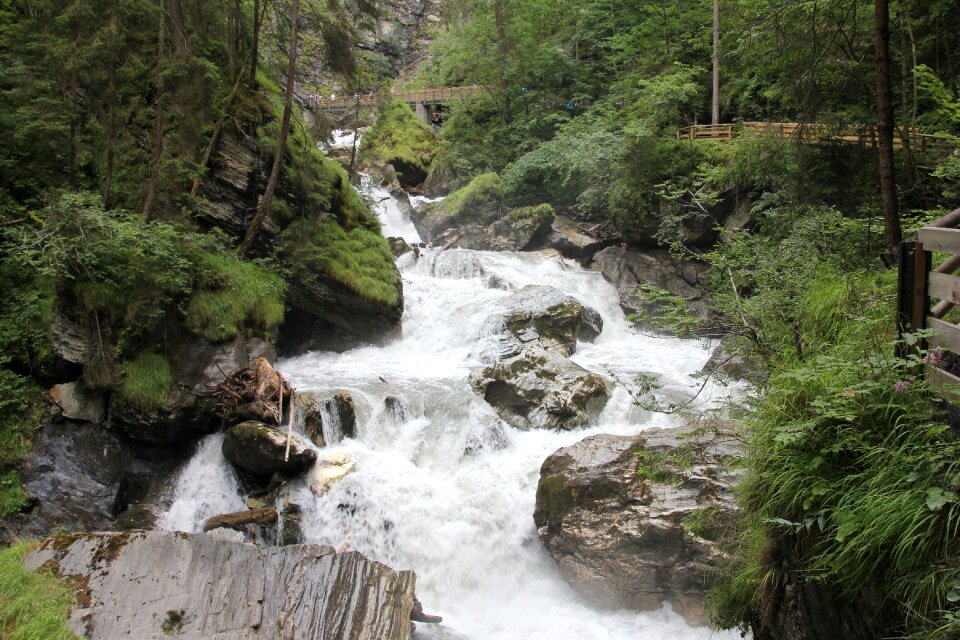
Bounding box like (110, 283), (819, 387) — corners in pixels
(159, 146), (739, 640)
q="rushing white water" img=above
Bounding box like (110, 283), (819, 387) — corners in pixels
(160, 164), (740, 639)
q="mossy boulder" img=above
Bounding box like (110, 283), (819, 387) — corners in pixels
(413, 173), (503, 240)
(221, 420), (317, 477)
(469, 345), (609, 430)
(360, 101), (437, 187)
(533, 427), (742, 625)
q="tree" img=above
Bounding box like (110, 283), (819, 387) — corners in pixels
(712, 0), (720, 125)
(874, 0), (900, 261)
(238, 0), (300, 256)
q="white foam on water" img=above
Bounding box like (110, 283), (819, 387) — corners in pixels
(160, 186), (740, 640)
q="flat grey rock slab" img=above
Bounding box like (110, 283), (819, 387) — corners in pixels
(25, 531), (415, 640)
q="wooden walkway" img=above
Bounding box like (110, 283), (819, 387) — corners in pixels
(308, 86), (489, 111)
(677, 122), (953, 155)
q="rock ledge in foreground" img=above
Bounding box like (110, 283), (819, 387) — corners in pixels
(25, 530), (415, 640)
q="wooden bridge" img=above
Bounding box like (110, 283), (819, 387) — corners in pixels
(307, 85), (489, 123)
(677, 122), (953, 155)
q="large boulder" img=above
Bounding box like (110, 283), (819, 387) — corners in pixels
(531, 214), (611, 262)
(533, 427), (741, 625)
(222, 421), (317, 477)
(24, 531), (416, 640)
(481, 285), (602, 358)
(590, 246), (712, 327)
(469, 346), (609, 430)
(296, 391), (357, 447)
(432, 204), (555, 252)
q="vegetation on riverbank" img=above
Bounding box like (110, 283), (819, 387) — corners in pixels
(0, 544), (77, 639)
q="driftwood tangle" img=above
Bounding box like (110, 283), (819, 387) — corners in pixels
(213, 357), (294, 426)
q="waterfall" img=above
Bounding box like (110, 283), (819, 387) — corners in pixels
(159, 138), (739, 640)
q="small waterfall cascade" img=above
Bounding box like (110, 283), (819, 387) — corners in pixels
(159, 133), (739, 640)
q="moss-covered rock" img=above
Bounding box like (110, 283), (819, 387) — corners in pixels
(414, 172), (503, 240)
(360, 101), (437, 187)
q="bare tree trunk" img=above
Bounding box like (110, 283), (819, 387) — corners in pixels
(238, 0), (299, 257)
(168, 0), (188, 52)
(250, 0), (261, 85)
(712, 0), (720, 125)
(143, 2), (166, 218)
(874, 0), (900, 261)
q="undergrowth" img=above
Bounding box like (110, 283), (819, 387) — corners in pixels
(0, 371), (43, 518)
(0, 544), (78, 640)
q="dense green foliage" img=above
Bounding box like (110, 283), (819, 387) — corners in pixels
(0, 0), (400, 517)
(0, 544), (77, 640)
(421, 0), (960, 237)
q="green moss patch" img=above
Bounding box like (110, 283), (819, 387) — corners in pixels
(184, 253), (285, 343)
(0, 544), (79, 640)
(507, 203), (554, 224)
(280, 218), (400, 308)
(118, 352), (171, 411)
(360, 101), (437, 181)
(0, 370), (44, 518)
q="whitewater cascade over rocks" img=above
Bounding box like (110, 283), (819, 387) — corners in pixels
(159, 138), (740, 640)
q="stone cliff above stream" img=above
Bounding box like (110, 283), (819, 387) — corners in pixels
(25, 531), (416, 640)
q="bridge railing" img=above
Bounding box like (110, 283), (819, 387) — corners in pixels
(898, 207), (960, 403)
(309, 85), (489, 111)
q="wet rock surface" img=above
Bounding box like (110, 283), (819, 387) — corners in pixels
(222, 421), (317, 477)
(533, 427), (741, 625)
(2, 420), (187, 543)
(590, 246), (712, 326)
(470, 346), (609, 430)
(532, 215), (612, 262)
(24, 531), (417, 640)
(481, 285), (602, 358)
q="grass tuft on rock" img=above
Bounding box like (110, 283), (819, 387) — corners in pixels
(507, 203), (554, 223)
(0, 544), (79, 640)
(184, 253), (285, 343)
(281, 219), (400, 308)
(118, 352), (171, 411)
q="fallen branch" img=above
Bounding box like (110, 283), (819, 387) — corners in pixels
(202, 506), (278, 532)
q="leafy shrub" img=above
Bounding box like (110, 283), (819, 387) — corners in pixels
(0, 370), (43, 517)
(0, 544), (77, 640)
(118, 352), (171, 411)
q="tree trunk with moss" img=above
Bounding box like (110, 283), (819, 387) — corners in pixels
(238, 0), (299, 257)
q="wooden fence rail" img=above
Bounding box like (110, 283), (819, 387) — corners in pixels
(677, 122), (955, 156)
(898, 207), (960, 403)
